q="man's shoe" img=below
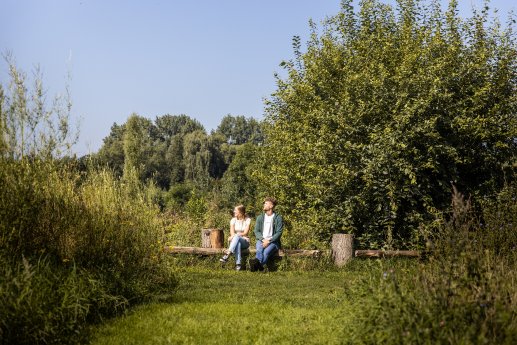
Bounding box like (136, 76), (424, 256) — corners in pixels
(249, 258), (259, 272)
(219, 253), (230, 263)
(235, 264), (242, 271)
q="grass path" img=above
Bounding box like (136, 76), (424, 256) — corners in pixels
(89, 265), (373, 344)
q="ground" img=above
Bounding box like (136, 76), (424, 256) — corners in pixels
(89, 261), (376, 345)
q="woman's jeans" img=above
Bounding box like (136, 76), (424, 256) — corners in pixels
(255, 240), (279, 265)
(229, 236), (250, 264)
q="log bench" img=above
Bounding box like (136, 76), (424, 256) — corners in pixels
(167, 232), (420, 266)
(164, 246), (326, 258)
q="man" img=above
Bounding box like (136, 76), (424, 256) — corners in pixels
(250, 197), (283, 272)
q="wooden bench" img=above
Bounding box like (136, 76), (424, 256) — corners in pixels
(164, 246), (326, 258)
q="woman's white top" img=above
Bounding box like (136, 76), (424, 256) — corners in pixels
(231, 217), (251, 233)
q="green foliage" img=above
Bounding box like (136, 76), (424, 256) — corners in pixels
(95, 122), (126, 176)
(0, 159), (178, 344)
(0, 53), (78, 159)
(0, 257), (122, 345)
(95, 113), (207, 189)
(349, 185), (517, 344)
(220, 142), (260, 209)
(259, 0), (517, 249)
(216, 114), (264, 145)
(122, 113), (154, 181)
(0, 57), (178, 344)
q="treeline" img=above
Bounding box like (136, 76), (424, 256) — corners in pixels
(87, 113), (262, 211)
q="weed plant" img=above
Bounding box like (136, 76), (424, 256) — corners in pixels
(0, 159), (177, 344)
(348, 185), (517, 344)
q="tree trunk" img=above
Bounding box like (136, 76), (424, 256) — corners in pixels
(332, 234), (354, 266)
(209, 229), (224, 248)
(201, 229), (211, 248)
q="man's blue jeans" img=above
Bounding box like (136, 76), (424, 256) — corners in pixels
(228, 236), (250, 265)
(255, 240), (279, 265)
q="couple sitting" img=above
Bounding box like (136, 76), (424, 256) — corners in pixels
(219, 197), (283, 271)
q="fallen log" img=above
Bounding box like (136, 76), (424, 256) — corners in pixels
(164, 246), (327, 257)
(354, 249), (420, 258)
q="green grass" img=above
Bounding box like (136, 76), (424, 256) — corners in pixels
(89, 262), (383, 345)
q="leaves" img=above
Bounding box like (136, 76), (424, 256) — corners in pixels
(258, 0), (517, 249)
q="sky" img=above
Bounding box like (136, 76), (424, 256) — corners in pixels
(1, 0), (515, 156)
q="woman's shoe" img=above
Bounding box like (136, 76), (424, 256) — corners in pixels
(219, 253), (230, 263)
(235, 264), (242, 271)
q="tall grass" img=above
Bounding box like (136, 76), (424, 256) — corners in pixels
(348, 185), (517, 344)
(0, 159), (177, 344)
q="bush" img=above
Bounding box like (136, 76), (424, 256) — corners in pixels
(0, 159), (177, 344)
(258, 0), (517, 249)
(349, 185), (517, 344)
(0, 257), (125, 345)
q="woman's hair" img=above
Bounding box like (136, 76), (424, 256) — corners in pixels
(235, 204), (246, 218)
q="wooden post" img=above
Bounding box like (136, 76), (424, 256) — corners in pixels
(209, 229), (224, 248)
(201, 229), (211, 248)
(332, 234), (354, 266)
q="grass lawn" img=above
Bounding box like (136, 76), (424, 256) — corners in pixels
(89, 258), (394, 345)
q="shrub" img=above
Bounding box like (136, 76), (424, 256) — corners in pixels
(0, 256), (124, 345)
(349, 185), (517, 344)
(0, 159), (177, 344)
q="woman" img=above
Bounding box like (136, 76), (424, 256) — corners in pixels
(219, 205), (251, 270)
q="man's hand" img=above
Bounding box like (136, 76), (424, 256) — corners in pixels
(262, 239), (270, 248)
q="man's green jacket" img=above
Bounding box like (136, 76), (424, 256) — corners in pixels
(254, 213), (283, 247)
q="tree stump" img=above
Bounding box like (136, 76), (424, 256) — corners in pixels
(210, 229), (224, 248)
(332, 234), (354, 266)
(201, 229), (211, 248)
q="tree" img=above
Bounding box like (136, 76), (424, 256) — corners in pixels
(155, 114), (204, 143)
(0, 54), (78, 159)
(95, 114), (206, 189)
(221, 142), (259, 209)
(96, 122), (125, 176)
(123, 113), (154, 181)
(258, 0), (517, 249)
(216, 114), (264, 145)
(182, 130), (211, 188)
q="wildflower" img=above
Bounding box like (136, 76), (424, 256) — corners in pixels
(439, 320), (445, 327)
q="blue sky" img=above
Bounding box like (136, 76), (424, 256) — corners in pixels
(1, 0), (515, 156)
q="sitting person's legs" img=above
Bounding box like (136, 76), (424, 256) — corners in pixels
(255, 240), (278, 267)
(255, 240), (265, 264)
(228, 235), (240, 254)
(235, 237), (249, 265)
(261, 241), (279, 265)
(220, 236), (240, 263)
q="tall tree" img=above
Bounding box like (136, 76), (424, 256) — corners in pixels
(258, 0), (517, 249)
(96, 122), (126, 176)
(182, 130), (211, 188)
(221, 142), (259, 209)
(216, 114), (264, 145)
(123, 113), (154, 181)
